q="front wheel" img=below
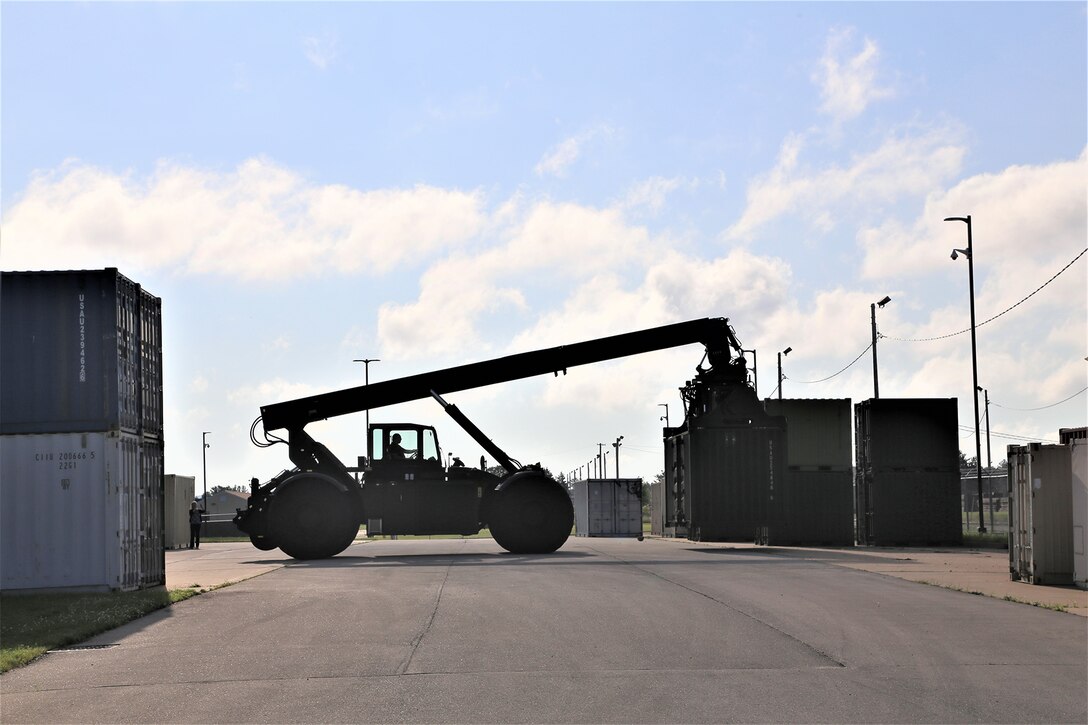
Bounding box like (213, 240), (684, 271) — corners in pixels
(269, 476), (359, 560)
(490, 474), (573, 554)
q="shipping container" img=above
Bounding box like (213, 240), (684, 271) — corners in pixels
(571, 478), (643, 537)
(164, 474), (196, 550)
(764, 399), (852, 469)
(1, 269), (163, 437)
(687, 422), (787, 541)
(1, 431), (165, 591)
(761, 399), (854, 546)
(855, 398), (961, 546)
(1009, 443), (1074, 585)
(1071, 438), (1087, 590)
(660, 431), (689, 537)
(648, 479), (664, 536)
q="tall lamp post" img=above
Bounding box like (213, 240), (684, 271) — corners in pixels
(201, 432), (210, 511)
(946, 214), (986, 532)
(777, 347), (792, 400)
(741, 349), (758, 397)
(658, 403), (669, 428)
(977, 385), (994, 531)
(871, 296), (891, 399)
(613, 436), (624, 482)
(353, 358), (380, 443)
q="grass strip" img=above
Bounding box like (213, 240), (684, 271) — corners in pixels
(1, 587), (199, 673)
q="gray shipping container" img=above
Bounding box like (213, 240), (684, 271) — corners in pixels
(855, 398), (962, 546)
(1, 431), (165, 591)
(571, 478), (643, 537)
(1, 269), (163, 437)
(1009, 443), (1074, 586)
(762, 399), (854, 546)
(164, 474), (196, 550)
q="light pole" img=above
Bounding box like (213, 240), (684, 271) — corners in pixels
(777, 347), (792, 400)
(658, 403), (669, 428)
(613, 436), (624, 481)
(603, 450), (609, 479)
(977, 385), (994, 531)
(597, 443), (605, 478)
(947, 214), (985, 532)
(871, 296), (891, 399)
(201, 432), (210, 511)
(353, 358), (380, 444)
(742, 348), (758, 397)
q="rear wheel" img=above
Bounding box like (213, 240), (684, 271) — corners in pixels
(270, 476), (359, 560)
(490, 474), (573, 554)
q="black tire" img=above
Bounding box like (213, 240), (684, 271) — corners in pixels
(250, 535), (278, 551)
(490, 474), (573, 554)
(270, 476), (359, 560)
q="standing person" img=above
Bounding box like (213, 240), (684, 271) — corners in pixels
(189, 501), (205, 549)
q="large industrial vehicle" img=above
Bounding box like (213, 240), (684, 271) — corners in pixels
(234, 318), (749, 559)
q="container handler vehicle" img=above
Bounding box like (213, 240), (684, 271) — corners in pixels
(234, 317), (750, 559)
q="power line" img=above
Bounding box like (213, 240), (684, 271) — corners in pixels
(884, 246), (1087, 342)
(793, 343), (873, 384)
(993, 386), (1088, 412)
(958, 425), (1058, 444)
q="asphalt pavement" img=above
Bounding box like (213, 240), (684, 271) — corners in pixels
(2, 537), (1085, 723)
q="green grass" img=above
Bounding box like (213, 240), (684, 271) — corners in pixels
(0, 587), (200, 673)
(962, 530), (1009, 549)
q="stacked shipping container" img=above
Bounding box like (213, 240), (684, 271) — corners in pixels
(762, 399), (854, 546)
(1, 269), (165, 591)
(854, 398), (962, 546)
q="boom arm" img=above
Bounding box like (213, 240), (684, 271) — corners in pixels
(261, 317), (743, 434)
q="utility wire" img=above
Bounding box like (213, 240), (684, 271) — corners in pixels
(884, 246), (1087, 342)
(793, 343), (873, 384)
(958, 425), (1058, 444)
(992, 386), (1088, 412)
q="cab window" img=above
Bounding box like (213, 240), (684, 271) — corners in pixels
(422, 429), (440, 463)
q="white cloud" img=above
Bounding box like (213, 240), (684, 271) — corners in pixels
(620, 176), (688, 215)
(534, 125), (615, 178)
(227, 378), (324, 406)
(726, 127), (965, 240)
(859, 148), (1088, 280)
(814, 27), (894, 123)
(1, 158), (486, 281)
(302, 32), (338, 70)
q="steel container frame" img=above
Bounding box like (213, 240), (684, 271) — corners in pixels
(571, 478), (643, 538)
(1, 431), (165, 591)
(855, 398), (962, 546)
(1, 269), (163, 437)
(1009, 443), (1074, 586)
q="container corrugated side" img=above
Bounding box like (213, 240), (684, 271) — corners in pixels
(687, 423), (786, 541)
(1, 269), (163, 437)
(571, 479), (642, 537)
(767, 470), (854, 546)
(856, 398), (959, 471)
(164, 474), (196, 550)
(0, 431), (165, 591)
(764, 399), (852, 469)
(1009, 444), (1073, 585)
(1071, 439), (1087, 590)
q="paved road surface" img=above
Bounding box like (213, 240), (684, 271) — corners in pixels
(3, 538), (1085, 723)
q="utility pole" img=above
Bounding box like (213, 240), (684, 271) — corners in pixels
(777, 347), (792, 400)
(871, 296), (891, 399)
(978, 386), (994, 531)
(658, 403), (669, 428)
(597, 443), (605, 478)
(613, 436), (624, 481)
(202, 432), (210, 512)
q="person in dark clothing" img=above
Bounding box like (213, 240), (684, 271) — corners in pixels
(188, 501), (205, 549)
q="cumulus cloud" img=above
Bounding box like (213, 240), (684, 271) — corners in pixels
(814, 27), (894, 123)
(859, 148), (1087, 281)
(620, 176), (689, 215)
(1, 158), (486, 280)
(726, 127), (965, 240)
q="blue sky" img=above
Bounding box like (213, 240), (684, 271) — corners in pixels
(3, 2), (1086, 486)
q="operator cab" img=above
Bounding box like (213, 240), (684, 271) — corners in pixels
(368, 424), (442, 468)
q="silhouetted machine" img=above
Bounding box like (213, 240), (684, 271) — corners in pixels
(235, 318), (748, 559)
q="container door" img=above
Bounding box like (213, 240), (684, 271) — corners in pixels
(588, 482), (612, 535)
(1010, 454), (1032, 581)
